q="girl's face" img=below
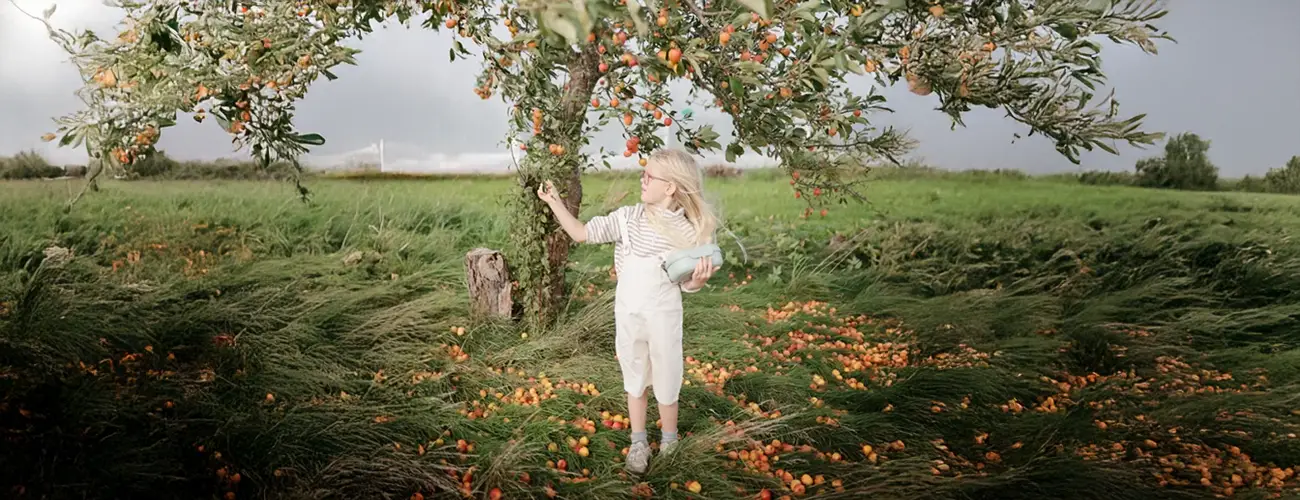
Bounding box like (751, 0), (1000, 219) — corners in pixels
(640, 162), (675, 206)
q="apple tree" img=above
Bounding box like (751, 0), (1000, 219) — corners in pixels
(29, 0), (1170, 323)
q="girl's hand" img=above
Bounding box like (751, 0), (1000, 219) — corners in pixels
(686, 256), (720, 290)
(537, 180), (561, 206)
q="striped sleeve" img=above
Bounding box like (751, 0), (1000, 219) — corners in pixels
(584, 205), (629, 244)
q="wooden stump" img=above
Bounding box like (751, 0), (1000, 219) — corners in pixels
(465, 248), (512, 319)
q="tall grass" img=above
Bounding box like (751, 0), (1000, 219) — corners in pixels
(2, 175), (1299, 499)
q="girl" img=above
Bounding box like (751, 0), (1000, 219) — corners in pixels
(537, 148), (720, 474)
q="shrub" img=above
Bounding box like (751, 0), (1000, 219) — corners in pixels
(0, 150), (300, 181)
(126, 150), (182, 178)
(121, 151), (299, 180)
(1262, 156), (1300, 194)
(62, 165), (88, 178)
(969, 168), (1029, 180)
(0, 151), (64, 180)
(703, 163), (744, 178)
(1078, 171), (1136, 186)
(1230, 175), (1268, 193)
(1133, 132), (1219, 191)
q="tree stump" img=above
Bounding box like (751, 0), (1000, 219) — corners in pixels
(465, 248), (512, 319)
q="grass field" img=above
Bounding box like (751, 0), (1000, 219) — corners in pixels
(2, 170), (1300, 500)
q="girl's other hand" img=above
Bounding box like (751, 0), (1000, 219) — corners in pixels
(688, 256), (720, 288)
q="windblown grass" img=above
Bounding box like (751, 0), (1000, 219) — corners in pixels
(2, 174), (1299, 499)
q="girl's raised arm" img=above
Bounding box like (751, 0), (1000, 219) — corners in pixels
(537, 181), (589, 242)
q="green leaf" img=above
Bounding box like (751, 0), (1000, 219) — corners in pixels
(860, 2), (895, 25)
(729, 77), (744, 100)
(698, 125), (719, 141)
(553, 18), (580, 45)
(736, 61), (767, 74)
(1082, 0), (1109, 12)
(626, 0), (649, 36)
(792, 2), (818, 23)
(570, 0), (594, 39)
(644, 0), (661, 14)
(321, 69), (338, 80)
(213, 112), (231, 132)
(542, 10), (580, 44)
(59, 132), (77, 147)
(1008, 0), (1025, 20)
(291, 133), (326, 146)
(812, 67), (830, 86)
(1052, 23), (1079, 40)
(793, 0), (820, 21)
(736, 0), (774, 20)
(861, 9), (889, 25)
(844, 56), (865, 75)
(726, 143), (744, 162)
(684, 54), (707, 81)
(43, 4), (56, 19)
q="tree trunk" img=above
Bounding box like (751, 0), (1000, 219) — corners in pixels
(465, 248), (512, 319)
(531, 44), (603, 325)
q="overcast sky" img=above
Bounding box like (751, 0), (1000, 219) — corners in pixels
(2, 1), (1298, 175)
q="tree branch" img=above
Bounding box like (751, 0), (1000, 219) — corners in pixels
(7, 0), (33, 17)
(683, 0), (709, 21)
(64, 157), (105, 212)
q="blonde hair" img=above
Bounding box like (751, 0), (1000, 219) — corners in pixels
(645, 149), (718, 249)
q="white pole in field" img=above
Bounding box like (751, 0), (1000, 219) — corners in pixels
(379, 139), (386, 172)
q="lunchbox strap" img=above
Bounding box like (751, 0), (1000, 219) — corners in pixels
(719, 225), (749, 265)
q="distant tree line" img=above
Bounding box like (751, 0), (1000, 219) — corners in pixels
(1077, 132), (1300, 194)
(0, 150), (296, 181)
(5, 140), (1300, 195)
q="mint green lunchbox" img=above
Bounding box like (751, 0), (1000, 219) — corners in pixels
(663, 244), (724, 283)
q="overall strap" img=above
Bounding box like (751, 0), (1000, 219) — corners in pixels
(617, 207), (633, 258)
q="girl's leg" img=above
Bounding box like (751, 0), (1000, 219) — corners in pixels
(625, 390), (653, 473)
(629, 391), (649, 434)
(616, 313), (652, 446)
(658, 401), (679, 446)
(615, 308), (661, 473)
(647, 313), (684, 451)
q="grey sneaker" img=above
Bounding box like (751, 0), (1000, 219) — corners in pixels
(660, 439), (679, 455)
(625, 441), (651, 474)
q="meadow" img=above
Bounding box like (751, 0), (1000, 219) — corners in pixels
(2, 169), (1299, 500)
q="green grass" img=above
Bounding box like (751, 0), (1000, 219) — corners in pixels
(2, 171), (1300, 499)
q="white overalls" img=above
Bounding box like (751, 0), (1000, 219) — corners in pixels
(614, 214), (685, 405)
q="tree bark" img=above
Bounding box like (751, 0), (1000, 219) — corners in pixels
(466, 248), (512, 319)
(533, 44), (603, 324)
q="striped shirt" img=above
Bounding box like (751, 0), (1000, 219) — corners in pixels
(585, 204), (699, 288)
